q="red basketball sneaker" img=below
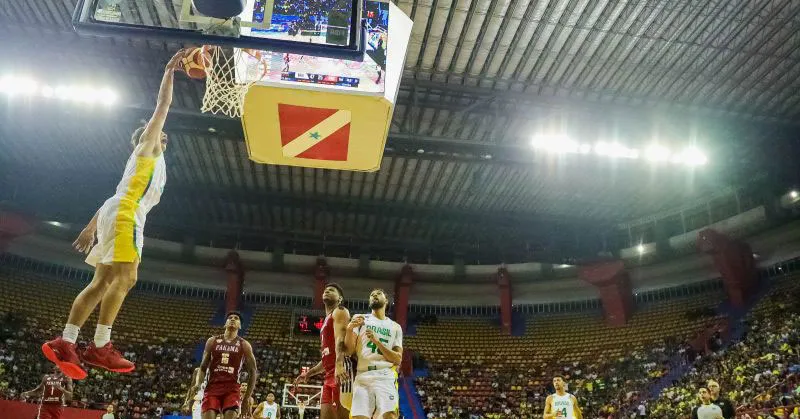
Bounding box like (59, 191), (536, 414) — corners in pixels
(41, 338), (87, 380)
(82, 342), (135, 373)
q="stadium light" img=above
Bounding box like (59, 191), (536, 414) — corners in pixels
(678, 147), (708, 166)
(531, 134), (583, 153)
(0, 75), (118, 105)
(636, 244), (645, 255)
(790, 190), (799, 199)
(594, 142), (639, 159)
(644, 144), (671, 162)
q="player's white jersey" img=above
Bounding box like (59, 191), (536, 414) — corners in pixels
(354, 314), (403, 378)
(105, 143), (167, 227)
(551, 392), (576, 418)
(260, 401), (279, 418)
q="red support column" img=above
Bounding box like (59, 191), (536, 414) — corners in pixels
(394, 265), (415, 332)
(496, 267), (513, 334)
(223, 250), (244, 314)
(697, 229), (757, 308)
(312, 258), (329, 310)
(580, 260), (633, 326)
(0, 211), (34, 253)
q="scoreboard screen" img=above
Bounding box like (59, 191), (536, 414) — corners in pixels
(296, 315), (326, 335)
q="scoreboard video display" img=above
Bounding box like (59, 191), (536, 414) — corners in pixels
(296, 315), (326, 335)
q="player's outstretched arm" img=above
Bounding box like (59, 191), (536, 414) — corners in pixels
(242, 340), (259, 418)
(137, 50), (183, 158)
(332, 306), (351, 382)
(296, 360), (324, 385)
(20, 377), (45, 400)
(252, 402), (264, 417)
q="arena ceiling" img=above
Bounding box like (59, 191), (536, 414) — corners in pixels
(1, 0), (799, 264)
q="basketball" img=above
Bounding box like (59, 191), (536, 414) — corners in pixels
(181, 46), (211, 80)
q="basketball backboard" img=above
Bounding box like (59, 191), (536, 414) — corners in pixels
(73, 0), (365, 59)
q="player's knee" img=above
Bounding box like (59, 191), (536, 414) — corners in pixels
(113, 267), (138, 291)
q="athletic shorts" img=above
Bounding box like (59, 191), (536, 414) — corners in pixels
(38, 403), (63, 419)
(85, 200), (144, 267)
(202, 385), (241, 414)
(350, 374), (398, 418)
(192, 401), (202, 419)
(322, 375), (341, 406)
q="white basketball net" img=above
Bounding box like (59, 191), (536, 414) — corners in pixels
(201, 46), (268, 118)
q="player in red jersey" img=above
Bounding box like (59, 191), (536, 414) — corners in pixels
(21, 367), (73, 419)
(294, 283), (352, 419)
(191, 311), (258, 419)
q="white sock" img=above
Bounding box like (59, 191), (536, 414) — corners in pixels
(94, 324), (112, 347)
(62, 324), (80, 344)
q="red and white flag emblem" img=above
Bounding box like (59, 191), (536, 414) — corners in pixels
(278, 104), (351, 161)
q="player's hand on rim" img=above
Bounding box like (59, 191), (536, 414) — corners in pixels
(166, 49), (187, 72)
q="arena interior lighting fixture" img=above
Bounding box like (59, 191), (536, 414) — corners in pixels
(531, 134), (707, 167)
(636, 244), (645, 255)
(0, 75), (118, 105)
(790, 190), (799, 200)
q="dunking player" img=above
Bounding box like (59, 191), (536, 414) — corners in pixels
(21, 367), (74, 419)
(41, 49), (186, 380)
(253, 393), (281, 419)
(294, 283), (352, 419)
(345, 289), (403, 419)
(543, 376), (583, 419)
(190, 311), (259, 419)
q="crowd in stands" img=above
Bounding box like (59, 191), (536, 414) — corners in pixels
(0, 311), (323, 419)
(2, 260), (800, 418)
(649, 281), (800, 419)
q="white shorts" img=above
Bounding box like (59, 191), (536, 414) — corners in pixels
(350, 374), (398, 418)
(192, 401), (202, 419)
(85, 201), (144, 267)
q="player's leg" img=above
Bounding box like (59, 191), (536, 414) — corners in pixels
(374, 379), (399, 419)
(97, 261), (139, 326)
(220, 390), (241, 419)
(41, 263), (113, 380)
(202, 392), (222, 419)
(66, 264), (114, 326)
(348, 378), (374, 419)
(80, 260), (139, 372)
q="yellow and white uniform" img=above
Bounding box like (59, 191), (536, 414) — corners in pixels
(551, 392), (577, 418)
(86, 144), (166, 266)
(351, 314), (402, 418)
(258, 401), (279, 418)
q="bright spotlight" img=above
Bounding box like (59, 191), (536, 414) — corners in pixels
(0, 76), (38, 95)
(531, 134), (580, 153)
(790, 190), (799, 199)
(680, 147), (707, 166)
(595, 142), (639, 159)
(636, 244), (645, 254)
(645, 145), (671, 162)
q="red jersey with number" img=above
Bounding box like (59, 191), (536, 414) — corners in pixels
(42, 374), (65, 404)
(206, 335), (245, 388)
(320, 311), (338, 378)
